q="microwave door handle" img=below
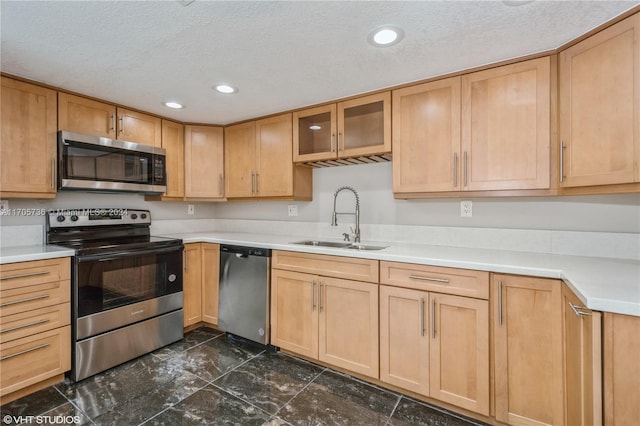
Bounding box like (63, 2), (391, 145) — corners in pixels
(77, 246), (183, 263)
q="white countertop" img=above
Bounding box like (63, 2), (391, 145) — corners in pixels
(1, 231), (637, 316)
(167, 231), (640, 317)
(0, 244), (75, 264)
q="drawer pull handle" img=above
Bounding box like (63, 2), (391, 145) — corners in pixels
(0, 294), (49, 307)
(0, 271), (50, 281)
(569, 302), (592, 317)
(1, 343), (50, 361)
(408, 275), (449, 284)
(0, 319), (50, 334)
(419, 298), (425, 337)
(431, 298), (436, 339)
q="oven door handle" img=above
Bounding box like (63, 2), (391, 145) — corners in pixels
(77, 245), (183, 263)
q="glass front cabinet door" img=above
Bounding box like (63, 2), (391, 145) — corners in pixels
(293, 92), (391, 163)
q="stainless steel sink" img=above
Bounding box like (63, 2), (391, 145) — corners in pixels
(291, 240), (388, 251)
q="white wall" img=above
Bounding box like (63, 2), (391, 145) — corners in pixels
(212, 162), (640, 233)
(0, 192), (217, 227)
(2, 162), (639, 234)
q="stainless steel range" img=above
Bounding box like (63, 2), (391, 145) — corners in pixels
(46, 208), (184, 381)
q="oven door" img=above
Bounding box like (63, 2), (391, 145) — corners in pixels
(58, 130), (166, 194)
(75, 245), (183, 329)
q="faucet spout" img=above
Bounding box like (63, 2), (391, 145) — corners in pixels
(330, 186), (361, 243)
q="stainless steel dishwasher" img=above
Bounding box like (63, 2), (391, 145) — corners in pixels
(218, 244), (271, 344)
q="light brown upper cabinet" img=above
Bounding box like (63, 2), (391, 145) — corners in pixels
(225, 113), (312, 200)
(462, 57), (551, 191)
(161, 120), (185, 199)
(293, 92), (391, 163)
(559, 13), (640, 190)
(185, 125), (225, 199)
(58, 93), (161, 147)
(393, 77), (461, 193)
(1, 77), (57, 199)
(393, 57), (553, 197)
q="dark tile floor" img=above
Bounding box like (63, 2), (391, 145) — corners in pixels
(1, 327), (487, 425)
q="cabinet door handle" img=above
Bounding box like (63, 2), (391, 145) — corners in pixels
(184, 253), (188, 272)
(311, 280), (316, 310)
(559, 140), (566, 183)
(119, 115), (124, 134)
(0, 294), (49, 308)
(110, 113), (116, 133)
(498, 280), (503, 326)
(463, 151), (468, 187)
(0, 343), (49, 361)
(330, 134), (335, 153)
(419, 297), (425, 337)
(0, 271), (50, 281)
(453, 153), (458, 188)
(51, 159), (56, 190)
(431, 298), (436, 339)
(569, 302), (591, 317)
(319, 282), (324, 312)
(409, 275), (449, 284)
(0, 319), (49, 334)
(255, 173), (259, 194)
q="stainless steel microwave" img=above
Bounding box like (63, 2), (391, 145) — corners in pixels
(58, 131), (167, 194)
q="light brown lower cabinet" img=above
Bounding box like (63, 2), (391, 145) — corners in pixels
(271, 262), (379, 379)
(604, 312), (640, 426)
(379, 284), (489, 415)
(0, 258), (71, 403)
(562, 284), (602, 426)
(493, 274), (565, 426)
(183, 243), (220, 328)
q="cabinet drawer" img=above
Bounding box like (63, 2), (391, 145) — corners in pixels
(0, 304), (70, 344)
(0, 280), (71, 317)
(273, 251), (378, 282)
(0, 325), (71, 396)
(380, 261), (489, 299)
(0, 258), (71, 290)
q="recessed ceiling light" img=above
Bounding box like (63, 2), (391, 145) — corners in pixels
(309, 125), (322, 130)
(368, 26), (404, 47)
(164, 101), (183, 109)
(215, 84), (237, 94)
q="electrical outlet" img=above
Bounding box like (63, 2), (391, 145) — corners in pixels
(461, 200), (472, 217)
(0, 200), (8, 211)
(187, 204), (195, 215)
(288, 205), (298, 217)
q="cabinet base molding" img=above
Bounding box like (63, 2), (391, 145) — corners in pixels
(394, 188), (560, 200)
(560, 182), (640, 196)
(183, 322), (220, 334)
(278, 348), (496, 426)
(0, 192), (57, 200)
(0, 374), (64, 405)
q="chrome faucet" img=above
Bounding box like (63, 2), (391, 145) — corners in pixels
(331, 186), (360, 243)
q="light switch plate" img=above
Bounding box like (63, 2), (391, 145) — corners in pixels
(187, 204), (195, 215)
(288, 205), (298, 217)
(0, 200), (8, 212)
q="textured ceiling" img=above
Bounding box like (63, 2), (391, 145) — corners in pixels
(2, 1), (638, 125)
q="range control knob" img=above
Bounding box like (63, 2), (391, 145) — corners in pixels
(131, 213), (138, 220)
(70, 215), (79, 222)
(141, 213), (147, 219)
(56, 215), (65, 222)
